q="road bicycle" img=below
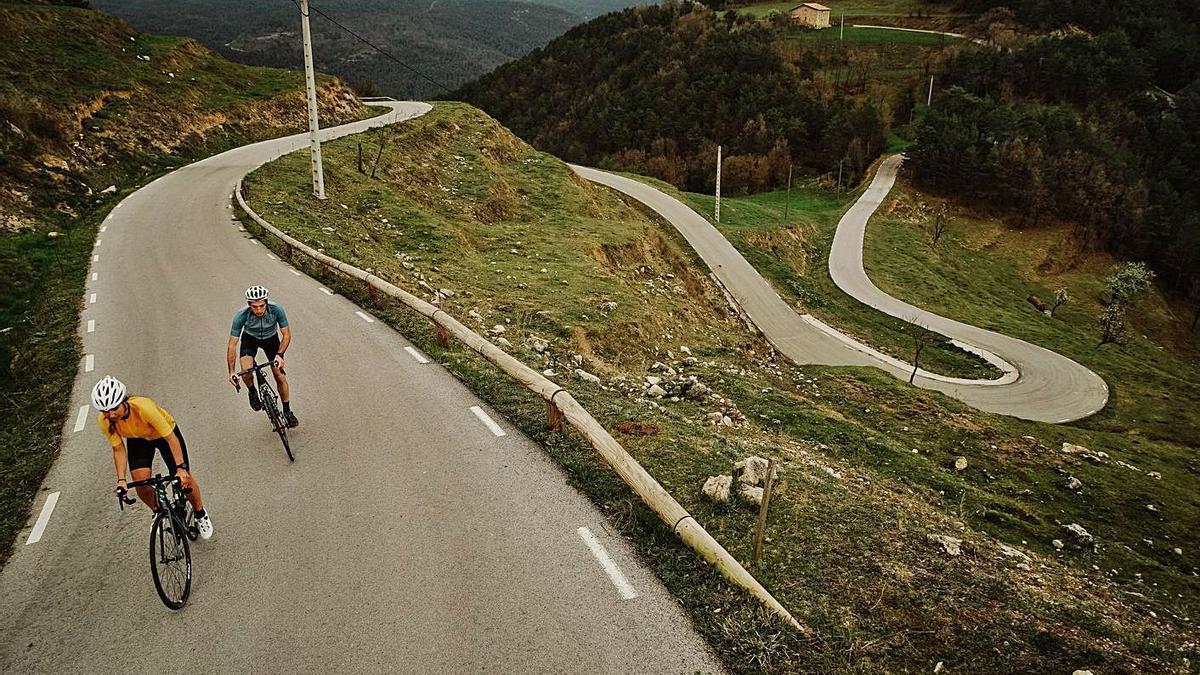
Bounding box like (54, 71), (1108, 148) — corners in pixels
(117, 474), (197, 610)
(235, 359), (294, 461)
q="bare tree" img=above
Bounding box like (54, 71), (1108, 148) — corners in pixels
(930, 205), (949, 247)
(909, 319), (934, 383)
(1189, 278), (1200, 332)
(1098, 303), (1126, 346)
(1050, 287), (1070, 317)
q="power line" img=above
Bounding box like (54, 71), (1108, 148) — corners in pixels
(283, 0), (456, 94)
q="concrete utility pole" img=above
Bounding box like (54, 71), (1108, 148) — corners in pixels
(840, 13), (844, 41)
(715, 145), (722, 224)
(299, 0), (326, 199)
(927, 75), (934, 107)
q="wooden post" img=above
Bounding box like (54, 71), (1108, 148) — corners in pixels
(547, 399), (564, 431)
(357, 141), (364, 174)
(370, 139), (386, 179)
(435, 323), (450, 348)
(751, 457), (778, 566)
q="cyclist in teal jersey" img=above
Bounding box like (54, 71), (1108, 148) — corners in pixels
(226, 285), (298, 427)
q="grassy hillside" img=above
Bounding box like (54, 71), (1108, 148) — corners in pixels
(0, 0), (369, 564)
(243, 101), (1196, 672)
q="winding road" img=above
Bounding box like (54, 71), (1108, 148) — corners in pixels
(572, 157), (1108, 423)
(0, 103), (721, 672)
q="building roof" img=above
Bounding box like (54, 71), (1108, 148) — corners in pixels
(791, 3), (830, 10)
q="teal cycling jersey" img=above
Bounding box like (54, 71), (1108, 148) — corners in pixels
(231, 303), (289, 340)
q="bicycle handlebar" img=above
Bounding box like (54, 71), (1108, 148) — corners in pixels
(117, 474), (190, 510)
(236, 360), (280, 378)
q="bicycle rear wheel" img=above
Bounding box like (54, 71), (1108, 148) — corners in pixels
(149, 511), (192, 610)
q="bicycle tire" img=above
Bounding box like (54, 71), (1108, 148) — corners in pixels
(261, 385), (293, 462)
(149, 510), (192, 610)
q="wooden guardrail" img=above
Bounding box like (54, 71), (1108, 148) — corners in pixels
(235, 179), (802, 631)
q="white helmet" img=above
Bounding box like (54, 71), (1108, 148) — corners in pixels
(245, 285), (269, 302)
(91, 376), (127, 411)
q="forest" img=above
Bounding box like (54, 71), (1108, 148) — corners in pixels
(454, 2), (887, 193)
(909, 0), (1200, 295)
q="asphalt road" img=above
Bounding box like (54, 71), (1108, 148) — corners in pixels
(0, 103), (722, 673)
(572, 160), (1109, 423)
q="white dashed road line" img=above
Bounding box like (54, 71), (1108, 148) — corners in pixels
(405, 346), (430, 364)
(87, 320), (95, 333)
(89, 293), (97, 304)
(320, 288), (333, 296)
(92, 255), (99, 262)
(94, 240), (101, 248)
(576, 527), (638, 600)
(470, 406), (506, 437)
(73, 405), (89, 433)
(267, 253), (277, 260)
(84, 354), (94, 373)
(100, 226), (107, 233)
(91, 273), (98, 281)
(355, 311), (374, 323)
(25, 492), (61, 546)
(289, 268), (301, 276)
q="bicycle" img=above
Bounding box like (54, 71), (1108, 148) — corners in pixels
(117, 474), (196, 610)
(235, 359), (293, 461)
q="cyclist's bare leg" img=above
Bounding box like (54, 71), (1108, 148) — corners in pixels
(130, 467), (159, 511)
(239, 354), (255, 387)
(176, 470), (203, 513)
(272, 363), (290, 403)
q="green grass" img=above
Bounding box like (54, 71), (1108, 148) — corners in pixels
(783, 25), (960, 44)
(737, 0), (960, 20)
(666, 181), (999, 379)
(244, 102), (1197, 672)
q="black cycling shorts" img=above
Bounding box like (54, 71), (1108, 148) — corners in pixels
(239, 333), (280, 361)
(126, 426), (190, 474)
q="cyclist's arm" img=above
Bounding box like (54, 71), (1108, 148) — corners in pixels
(278, 326), (291, 357)
(226, 335), (239, 374)
(112, 442), (128, 483)
(164, 431), (186, 469)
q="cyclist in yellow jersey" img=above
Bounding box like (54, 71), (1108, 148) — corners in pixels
(91, 376), (213, 539)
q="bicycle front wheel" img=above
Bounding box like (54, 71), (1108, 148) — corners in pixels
(149, 511), (192, 610)
(262, 387), (293, 462)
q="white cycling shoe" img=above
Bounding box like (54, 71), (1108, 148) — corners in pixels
(196, 512), (214, 540)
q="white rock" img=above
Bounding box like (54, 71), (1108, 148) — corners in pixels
(1065, 523), (1092, 543)
(647, 384), (666, 397)
(734, 456), (775, 486)
(706, 412), (724, 424)
(542, 369), (558, 378)
(489, 324), (506, 335)
(1147, 471), (1162, 480)
(720, 415), (733, 427)
(645, 376), (662, 386)
(1061, 442), (1090, 454)
(998, 543), (1030, 562)
(1072, 671), (1095, 675)
(679, 345), (691, 353)
(738, 483), (764, 506)
(928, 534), (962, 556)
(953, 456), (968, 471)
(1064, 476), (1082, 491)
(467, 309), (483, 322)
(701, 475), (732, 503)
(495, 337), (513, 349)
(1173, 547), (1183, 555)
(575, 369), (601, 384)
(1052, 539), (1064, 550)
(934, 663), (946, 674)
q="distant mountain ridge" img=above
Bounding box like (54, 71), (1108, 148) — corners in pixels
(92, 0), (648, 97)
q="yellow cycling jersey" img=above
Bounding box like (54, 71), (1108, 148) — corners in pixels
(96, 396), (176, 449)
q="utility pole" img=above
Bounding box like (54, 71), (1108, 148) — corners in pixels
(840, 13), (844, 41)
(299, 0), (326, 200)
(783, 163), (792, 224)
(927, 75), (934, 107)
(715, 145), (722, 224)
(837, 159), (843, 192)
